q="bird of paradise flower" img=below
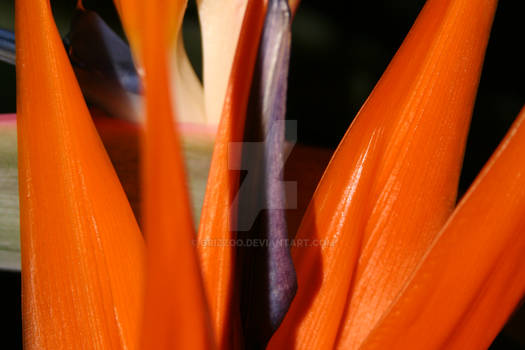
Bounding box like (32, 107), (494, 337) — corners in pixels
(3, 0), (525, 349)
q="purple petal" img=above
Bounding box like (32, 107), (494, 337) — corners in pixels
(66, 8), (142, 121)
(235, 0), (296, 347)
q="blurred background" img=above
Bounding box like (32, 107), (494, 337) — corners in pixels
(0, 0), (524, 348)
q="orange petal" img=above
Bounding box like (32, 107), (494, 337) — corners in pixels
(289, 0), (300, 15)
(196, 0), (268, 348)
(137, 1), (214, 349)
(270, 0), (497, 348)
(269, 129), (384, 350)
(336, 1), (499, 347)
(360, 106), (525, 350)
(112, 0), (142, 57)
(16, 0), (145, 348)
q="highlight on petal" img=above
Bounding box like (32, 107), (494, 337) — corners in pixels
(196, 0), (268, 348)
(236, 0), (296, 347)
(361, 106), (525, 350)
(270, 0), (498, 348)
(16, 0), (145, 348)
(336, 0), (498, 347)
(135, 0), (214, 349)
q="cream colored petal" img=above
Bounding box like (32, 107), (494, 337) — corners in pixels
(197, 0), (249, 125)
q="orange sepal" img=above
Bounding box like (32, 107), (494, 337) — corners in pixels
(137, 1), (214, 349)
(361, 106), (525, 350)
(336, 0), (498, 347)
(270, 0), (498, 348)
(16, 0), (145, 349)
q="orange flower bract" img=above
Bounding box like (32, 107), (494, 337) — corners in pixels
(16, 0), (145, 348)
(270, 0), (498, 348)
(135, 0), (214, 349)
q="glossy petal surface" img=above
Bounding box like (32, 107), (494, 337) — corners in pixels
(361, 106), (525, 350)
(270, 0), (497, 348)
(16, 0), (145, 348)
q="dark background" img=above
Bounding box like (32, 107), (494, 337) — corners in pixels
(1, 0), (524, 348)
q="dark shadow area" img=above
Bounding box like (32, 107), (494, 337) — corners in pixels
(0, 270), (21, 349)
(457, 1), (525, 198)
